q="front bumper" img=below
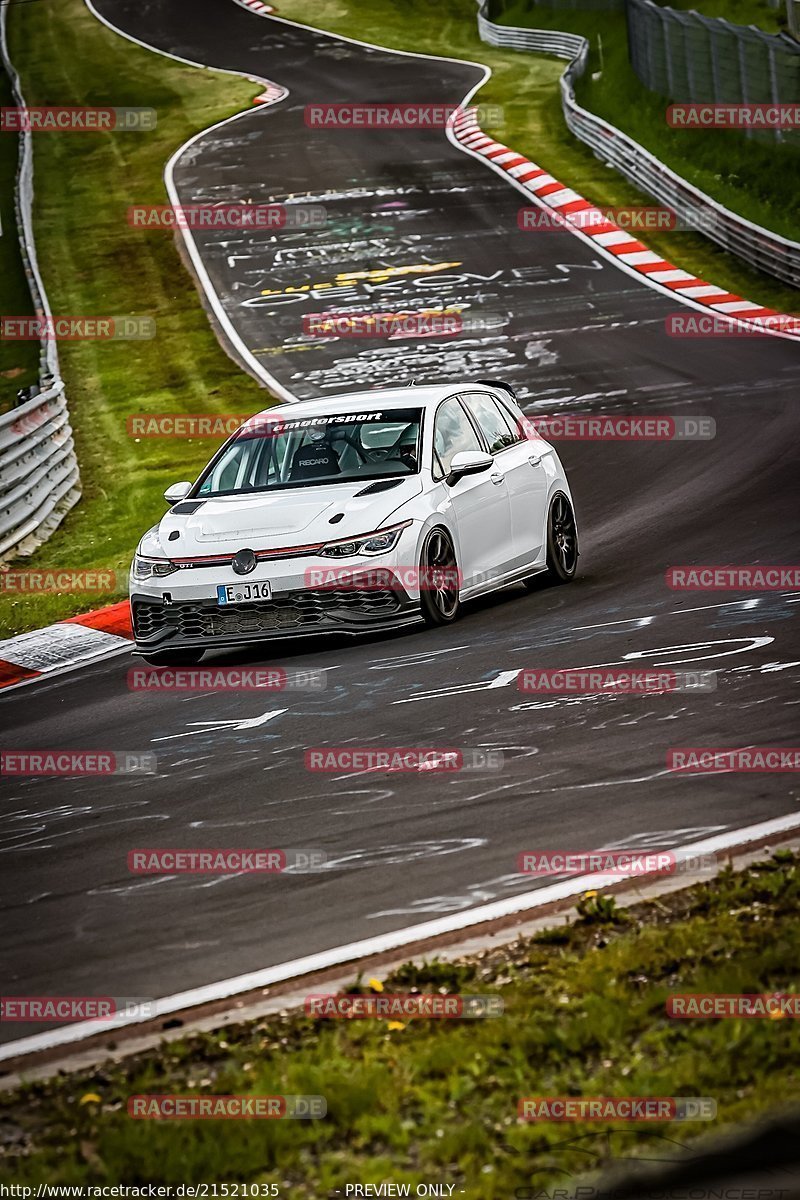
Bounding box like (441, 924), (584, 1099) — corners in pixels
(130, 571), (420, 653)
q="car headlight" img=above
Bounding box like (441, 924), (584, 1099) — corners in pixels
(131, 555), (179, 580)
(319, 520), (411, 558)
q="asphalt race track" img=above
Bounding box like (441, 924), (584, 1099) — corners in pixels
(2, 0), (800, 1052)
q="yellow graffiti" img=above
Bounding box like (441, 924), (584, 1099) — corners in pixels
(333, 262), (462, 284)
(259, 261), (462, 297)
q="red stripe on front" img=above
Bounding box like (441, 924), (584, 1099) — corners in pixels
(171, 541), (327, 565)
(64, 600), (133, 639)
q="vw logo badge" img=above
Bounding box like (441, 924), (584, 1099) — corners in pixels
(232, 548), (257, 575)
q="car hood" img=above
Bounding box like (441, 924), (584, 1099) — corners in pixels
(143, 476), (423, 559)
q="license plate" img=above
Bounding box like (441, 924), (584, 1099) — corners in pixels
(217, 581), (272, 606)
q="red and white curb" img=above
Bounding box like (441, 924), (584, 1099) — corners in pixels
(451, 108), (800, 340)
(0, 601), (133, 692)
(253, 80), (288, 106)
(232, 0), (274, 16)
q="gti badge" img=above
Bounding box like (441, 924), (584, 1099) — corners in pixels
(232, 548), (257, 575)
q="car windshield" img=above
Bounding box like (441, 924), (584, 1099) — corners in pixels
(195, 408), (423, 497)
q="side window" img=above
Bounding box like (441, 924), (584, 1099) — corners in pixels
(495, 396), (530, 442)
(461, 391), (522, 452)
(433, 397), (482, 478)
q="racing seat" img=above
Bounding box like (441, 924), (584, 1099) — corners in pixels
(289, 440), (341, 482)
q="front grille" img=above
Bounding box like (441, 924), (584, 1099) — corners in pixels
(132, 588), (403, 641)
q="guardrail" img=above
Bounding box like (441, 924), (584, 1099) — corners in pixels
(0, 382), (80, 560)
(476, 1), (800, 289)
(0, 1), (81, 562)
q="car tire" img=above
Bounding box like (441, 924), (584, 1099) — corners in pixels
(140, 648), (205, 666)
(419, 527), (461, 627)
(524, 492), (578, 590)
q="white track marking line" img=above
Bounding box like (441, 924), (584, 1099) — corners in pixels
(84, 0), (296, 401)
(3, 812), (800, 1062)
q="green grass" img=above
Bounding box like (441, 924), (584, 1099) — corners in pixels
(0, 0), (272, 638)
(0, 58), (39, 401)
(3, 851), (799, 1192)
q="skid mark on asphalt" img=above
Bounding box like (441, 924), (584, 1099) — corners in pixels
(366, 824), (728, 917)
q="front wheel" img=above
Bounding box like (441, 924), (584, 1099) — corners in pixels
(140, 647), (205, 666)
(419, 527), (461, 627)
(524, 493), (578, 589)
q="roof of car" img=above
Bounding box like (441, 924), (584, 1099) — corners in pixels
(252, 383), (504, 420)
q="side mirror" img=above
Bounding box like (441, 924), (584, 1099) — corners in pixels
(164, 481), (193, 505)
(446, 450), (494, 487)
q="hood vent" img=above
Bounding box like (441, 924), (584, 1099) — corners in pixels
(354, 478), (404, 497)
(170, 501), (205, 514)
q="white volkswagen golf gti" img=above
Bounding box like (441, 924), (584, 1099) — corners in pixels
(130, 381), (578, 664)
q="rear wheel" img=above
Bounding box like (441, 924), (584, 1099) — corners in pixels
(140, 648), (205, 666)
(419, 527), (461, 627)
(524, 493), (578, 589)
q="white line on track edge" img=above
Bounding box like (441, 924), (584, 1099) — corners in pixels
(3, 810), (800, 1062)
(83, 0), (297, 400)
